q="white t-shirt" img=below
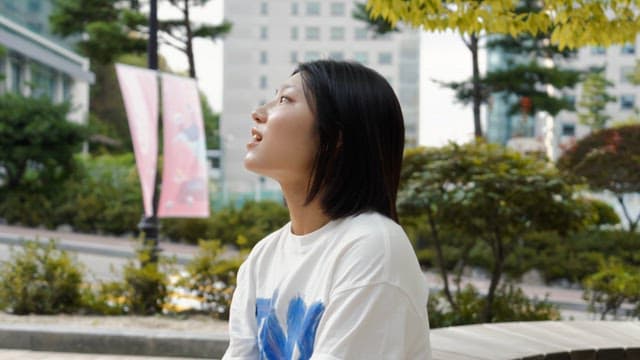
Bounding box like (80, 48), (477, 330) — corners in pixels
(223, 211), (431, 360)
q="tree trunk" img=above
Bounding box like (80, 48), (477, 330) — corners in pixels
(470, 33), (483, 138)
(483, 231), (505, 322)
(426, 204), (457, 310)
(616, 195), (639, 232)
(184, 0), (196, 78)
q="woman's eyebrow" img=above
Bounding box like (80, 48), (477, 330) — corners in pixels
(277, 84), (296, 93)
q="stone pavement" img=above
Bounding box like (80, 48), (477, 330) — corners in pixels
(0, 349), (209, 360)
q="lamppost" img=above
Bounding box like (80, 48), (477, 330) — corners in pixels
(138, 0), (160, 264)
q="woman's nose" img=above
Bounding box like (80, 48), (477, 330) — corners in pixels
(251, 106), (266, 123)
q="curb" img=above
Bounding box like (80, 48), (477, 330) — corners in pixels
(0, 324), (229, 358)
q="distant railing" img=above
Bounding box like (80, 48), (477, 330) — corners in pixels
(430, 321), (640, 360)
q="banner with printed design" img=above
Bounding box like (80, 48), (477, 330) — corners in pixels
(157, 73), (210, 218)
(115, 63), (158, 217)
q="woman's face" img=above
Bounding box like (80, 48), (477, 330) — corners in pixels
(244, 72), (319, 185)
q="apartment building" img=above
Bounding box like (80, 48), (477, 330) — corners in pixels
(221, 0), (420, 199)
(0, 0), (93, 124)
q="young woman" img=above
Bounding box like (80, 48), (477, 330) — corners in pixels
(223, 60), (431, 360)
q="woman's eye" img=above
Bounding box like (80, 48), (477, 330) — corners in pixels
(279, 96), (289, 103)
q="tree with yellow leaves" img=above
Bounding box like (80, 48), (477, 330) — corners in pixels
(367, 0), (640, 49)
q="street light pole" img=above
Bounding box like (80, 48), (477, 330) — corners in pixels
(138, 0), (160, 264)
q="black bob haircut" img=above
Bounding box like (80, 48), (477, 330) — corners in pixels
(293, 60), (405, 222)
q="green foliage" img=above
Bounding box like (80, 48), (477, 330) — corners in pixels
(508, 230), (640, 284)
(583, 257), (640, 319)
(176, 240), (244, 319)
(0, 191), (57, 228)
(95, 239), (172, 315)
(0, 240), (84, 314)
(399, 141), (588, 321)
(428, 284), (559, 328)
(0, 93), (86, 192)
(201, 93), (220, 150)
(162, 200), (288, 248)
(577, 69), (616, 130)
(55, 153), (142, 234)
(50, 0), (146, 63)
(557, 125), (640, 231)
(582, 198), (621, 228)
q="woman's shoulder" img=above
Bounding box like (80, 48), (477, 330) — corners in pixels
(336, 211), (409, 250)
(330, 212), (420, 280)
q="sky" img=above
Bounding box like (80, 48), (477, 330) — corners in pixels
(158, 1), (481, 147)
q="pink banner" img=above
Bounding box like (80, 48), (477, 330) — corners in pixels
(158, 73), (210, 218)
(115, 64), (158, 217)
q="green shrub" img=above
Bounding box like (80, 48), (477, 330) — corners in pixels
(0, 239), (84, 314)
(175, 240), (244, 319)
(162, 200), (288, 248)
(101, 239), (172, 315)
(161, 218), (212, 244)
(583, 257), (640, 320)
(427, 283), (559, 328)
(0, 190), (56, 228)
(54, 153), (142, 235)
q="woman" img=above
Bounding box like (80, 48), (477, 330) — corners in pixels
(223, 60), (431, 360)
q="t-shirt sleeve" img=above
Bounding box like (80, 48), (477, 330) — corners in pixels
(222, 261), (259, 360)
(311, 282), (431, 360)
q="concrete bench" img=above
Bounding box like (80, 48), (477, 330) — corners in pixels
(1, 320), (638, 359)
(431, 321), (640, 360)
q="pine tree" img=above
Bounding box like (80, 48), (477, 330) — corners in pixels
(577, 69), (616, 130)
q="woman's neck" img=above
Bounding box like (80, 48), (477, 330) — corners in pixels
(281, 182), (330, 235)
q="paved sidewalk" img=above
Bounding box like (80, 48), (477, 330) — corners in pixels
(0, 349), (211, 360)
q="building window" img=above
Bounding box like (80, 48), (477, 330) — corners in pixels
(62, 74), (73, 102)
(329, 51), (344, 61)
(259, 51), (268, 65)
(563, 94), (576, 107)
(304, 51), (321, 61)
(355, 27), (368, 40)
(305, 26), (320, 40)
(620, 94), (635, 110)
(260, 26), (268, 40)
(10, 57), (23, 94)
(260, 2), (268, 15)
(31, 62), (57, 99)
(290, 51), (298, 64)
(590, 46), (606, 55)
(291, 2), (299, 15)
(27, 0), (41, 12)
(621, 66), (634, 83)
(621, 43), (635, 55)
(330, 2), (345, 16)
(291, 27), (299, 40)
(330, 27), (345, 41)
(354, 51), (369, 64)
(259, 75), (268, 89)
(306, 2), (321, 15)
(561, 123), (576, 137)
(378, 52), (392, 65)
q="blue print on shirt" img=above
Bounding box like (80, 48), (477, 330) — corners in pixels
(256, 292), (325, 360)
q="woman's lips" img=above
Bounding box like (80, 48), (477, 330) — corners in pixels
(247, 127), (263, 148)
